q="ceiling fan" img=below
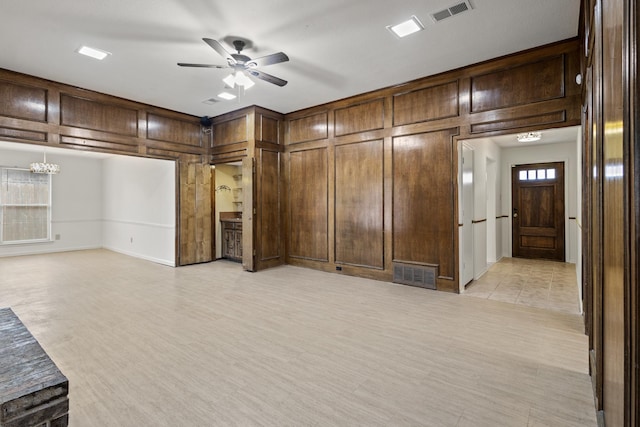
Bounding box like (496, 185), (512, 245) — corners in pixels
(178, 38), (289, 87)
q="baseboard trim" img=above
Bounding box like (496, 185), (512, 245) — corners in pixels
(102, 246), (175, 267)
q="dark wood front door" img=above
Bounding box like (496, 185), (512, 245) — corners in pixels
(511, 162), (565, 261)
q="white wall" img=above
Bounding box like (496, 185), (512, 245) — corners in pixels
(102, 156), (176, 266)
(0, 149), (103, 257)
(0, 144), (176, 266)
(500, 141), (578, 262)
(465, 138), (502, 279)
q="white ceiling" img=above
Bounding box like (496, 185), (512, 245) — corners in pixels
(1, 0), (580, 118)
(484, 126), (581, 148)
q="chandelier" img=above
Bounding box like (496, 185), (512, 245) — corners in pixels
(516, 132), (542, 142)
(30, 153), (60, 174)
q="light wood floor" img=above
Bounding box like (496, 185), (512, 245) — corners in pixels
(0, 250), (596, 426)
(463, 258), (581, 314)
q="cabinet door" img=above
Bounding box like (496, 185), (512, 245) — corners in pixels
(236, 230), (243, 258)
(223, 228), (235, 258)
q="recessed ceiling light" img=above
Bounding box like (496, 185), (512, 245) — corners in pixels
(387, 16), (425, 38)
(77, 45), (111, 60)
(218, 92), (237, 100)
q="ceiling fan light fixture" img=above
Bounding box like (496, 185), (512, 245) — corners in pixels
(223, 71), (255, 89)
(387, 16), (425, 38)
(77, 45), (111, 60)
(222, 73), (236, 87)
(516, 132), (542, 142)
(235, 71), (255, 89)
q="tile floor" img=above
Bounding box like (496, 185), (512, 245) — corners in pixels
(0, 250), (596, 426)
(463, 257), (581, 314)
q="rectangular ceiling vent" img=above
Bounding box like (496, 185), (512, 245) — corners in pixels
(393, 262), (438, 290)
(202, 98), (220, 105)
(431, 1), (473, 22)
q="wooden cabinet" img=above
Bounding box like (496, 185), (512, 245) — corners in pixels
(221, 220), (242, 262)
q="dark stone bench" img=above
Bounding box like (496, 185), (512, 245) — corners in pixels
(0, 308), (68, 427)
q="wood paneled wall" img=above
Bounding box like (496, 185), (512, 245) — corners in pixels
(580, 0), (639, 424)
(0, 39), (582, 288)
(0, 69), (206, 158)
(392, 129), (456, 280)
(288, 147), (328, 261)
(334, 139), (384, 269)
(254, 109), (285, 271)
(284, 39), (581, 290)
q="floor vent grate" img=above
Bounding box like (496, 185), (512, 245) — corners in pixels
(393, 263), (437, 289)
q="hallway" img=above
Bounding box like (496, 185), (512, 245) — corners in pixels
(463, 258), (581, 315)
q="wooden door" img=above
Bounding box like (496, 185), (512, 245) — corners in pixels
(178, 162), (212, 265)
(511, 162), (564, 261)
(241, 157), (254, 271)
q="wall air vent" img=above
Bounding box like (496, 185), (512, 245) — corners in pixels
(431, 1), (473, 22)
(393, 262), (438, 289)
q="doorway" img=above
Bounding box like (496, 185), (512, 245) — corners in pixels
(211, 159), (254, 271)
(511, 161), (565, 261)
(212, 162), (244, 262)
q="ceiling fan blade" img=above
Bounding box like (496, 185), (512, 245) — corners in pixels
(177, 63), (227, 68)
(247, 69), (288, 87)
(246, 52), (289, 68)
(203, 38), (236, 64)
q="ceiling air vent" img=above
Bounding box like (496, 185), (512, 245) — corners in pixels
(431, 1), (473, 22)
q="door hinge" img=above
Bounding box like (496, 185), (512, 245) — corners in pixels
(253, 208), (257, 214)
(253, 249), (256, 256)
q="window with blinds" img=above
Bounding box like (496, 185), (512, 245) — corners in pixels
(0, 168), (51, 244)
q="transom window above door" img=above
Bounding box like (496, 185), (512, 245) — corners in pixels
(518, 168), (556, 181)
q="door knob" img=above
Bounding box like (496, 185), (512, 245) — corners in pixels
(513, 212), (518, 218)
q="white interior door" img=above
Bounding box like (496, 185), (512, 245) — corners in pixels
(486, 157), (497, 264)
(459, 143), (474, 290)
